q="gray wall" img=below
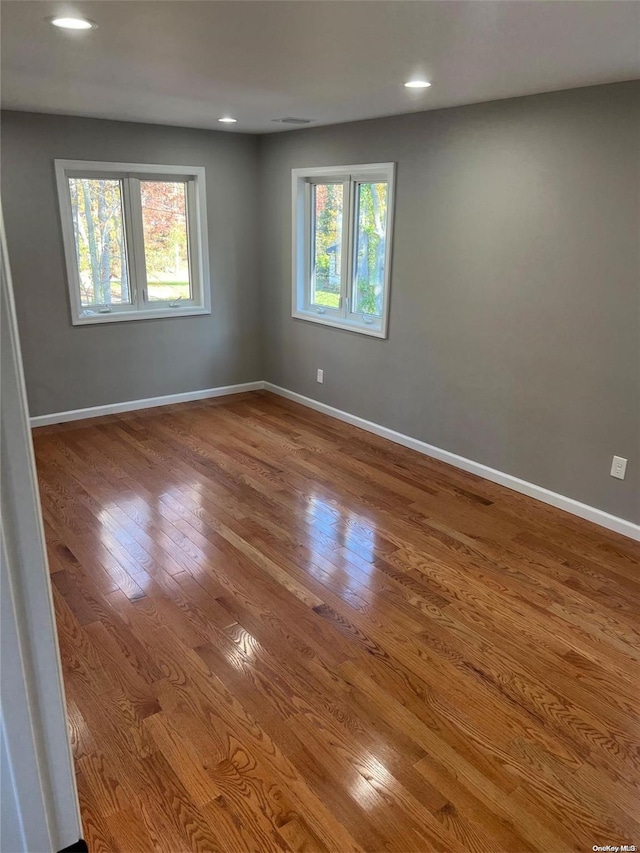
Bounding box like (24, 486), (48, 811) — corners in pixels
(2, 85), (639, 522)
(1, 111), (262, 416)
(258, 82), (640, 523)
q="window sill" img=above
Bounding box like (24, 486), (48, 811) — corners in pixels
(292, 309), (387, 338)
(71, 306), (211, 326)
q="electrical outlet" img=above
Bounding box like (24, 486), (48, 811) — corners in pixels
(316, 368), (324, 384)
(610, 456), (628, 480)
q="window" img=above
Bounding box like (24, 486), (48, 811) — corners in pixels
(55, 160), (210, 324)
(292, 163), (395, 337)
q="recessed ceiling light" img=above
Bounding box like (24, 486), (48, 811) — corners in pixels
(49, 16), (95, 29)
(218, 117), (237, 124)
(404, 80), (431, 89)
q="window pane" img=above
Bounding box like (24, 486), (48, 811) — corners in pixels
(140, 181), (191, 302)
(312, 183), (343, 309)
(69, 178), (131, 307)
(352, 182), (388, 317)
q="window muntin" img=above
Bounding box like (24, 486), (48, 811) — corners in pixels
(292, 163), (395, 338)
(55, 160), (210, 325)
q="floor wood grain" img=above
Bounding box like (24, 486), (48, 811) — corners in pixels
(34, 391), (640, 853)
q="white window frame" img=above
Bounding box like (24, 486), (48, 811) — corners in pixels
(292, 162), (395, 338)
(54, 159), (211, 325)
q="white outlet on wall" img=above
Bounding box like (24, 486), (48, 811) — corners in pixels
(610, 456), (628, 480)
(316, 368), (324, 384)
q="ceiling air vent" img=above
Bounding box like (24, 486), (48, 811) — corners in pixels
(272, 117), (314, 125)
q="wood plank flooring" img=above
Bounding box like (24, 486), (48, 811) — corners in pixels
(34, 391), (640, 853)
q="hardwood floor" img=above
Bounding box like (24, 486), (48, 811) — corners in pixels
(34, 391), (639, 853)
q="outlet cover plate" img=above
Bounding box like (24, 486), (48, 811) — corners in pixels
(610, 456), (628, 480)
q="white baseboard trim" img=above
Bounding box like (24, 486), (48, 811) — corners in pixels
(264, 383), (640, 542)
(29, 381), (265, 428)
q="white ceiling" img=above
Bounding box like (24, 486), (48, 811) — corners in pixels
(2, 1), (639, 134)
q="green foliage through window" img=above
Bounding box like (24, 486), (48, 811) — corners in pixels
(69, 178), (130, 306)
(69, 178), (192, 307)
(140, 181), (191, 301)
(308, 180), (388, 317)
(312, 183), (343, 307)
(353, 182), (387, 317)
